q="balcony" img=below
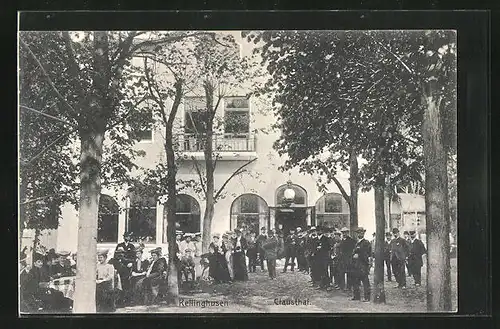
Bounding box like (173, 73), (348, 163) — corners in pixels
(178, 133), (257, 161)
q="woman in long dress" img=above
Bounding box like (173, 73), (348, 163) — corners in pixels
(96, 249), (116, 313)
(208, 234), (231, 283)
(222, 233), (234, 281)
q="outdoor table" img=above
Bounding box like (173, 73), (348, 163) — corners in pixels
(48, 276), (75, 300)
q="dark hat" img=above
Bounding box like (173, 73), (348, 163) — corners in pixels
(409, 230), (417, 235)
(150, 247), (162, 255)
(268, 230), (275, 235)
(115, 246), (125, 253)
(123, 231), (133, 237)
(234, 228), (242, 233)
(385, 232), (392, 237)
(403, 231), (409, 235)
(392, 228), (400, 234)
(372, 232), (376, 236)
(260, 227), (266, 231)
(355, 227), (366, 233)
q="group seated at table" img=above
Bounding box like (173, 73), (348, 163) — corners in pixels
(19, 251), (73, 313)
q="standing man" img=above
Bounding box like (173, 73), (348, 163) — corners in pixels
(384, 232), (393, 281)
(116, 231), (136, 263)
(256, 227), (268, 272)
(331, 230), (343, 289)
(390, 228), (410, 289)
(283, 228), (298, 272)
(305, 227), (317, 278)
(338, 227), (356, 293)
(370, 233), (376, 259)
(403, 231), (412, 277)
(295, 227), (306, 272)
(351, 227), (372, 302)
(407, 229), (426, 286)
(262, 230), (279, 279)
(246, 231), (258, 273)
(315, 227), (331, 290)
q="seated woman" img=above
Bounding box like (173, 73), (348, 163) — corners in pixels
(96, 249), (116, 313)
(130, 248), (149, 305)
(134, 247), (167, 305)
(180, 248), (196, 284)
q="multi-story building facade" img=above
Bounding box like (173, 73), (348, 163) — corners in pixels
(21, 32), (426, 256)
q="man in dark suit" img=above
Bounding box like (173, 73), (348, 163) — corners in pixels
(338, 227), (356, 292)
(315, 226), (332, 290)
(232, 228), (248, 281)
(282, 228), (298, 272)
(262, 230), (279, 279)
(403, 230), (412, 277)
(407, 230), (427, 286)
(256, 227), (267, 272)
(295, 227), (307, 272)
(384, 232), (393, 281)
(351, 227), (372, 302)
(115, 231), (136, 263)
(390, 228), (410, 289)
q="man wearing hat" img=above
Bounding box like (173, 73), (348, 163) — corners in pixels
(296, 228), (307, 272)
(116, 231), (136, 262)
(407, 230), (426, 286)
(390, 228), (410, 289)
(282, 228), (298, 273)
(338, 227), (356, 292)
(256, 227), (268, 272)
(180, 233), (197, 258)
(384, 232), (393, 281)
(51, 251), (74, 279)
(308, 227), (321, 287)
(331, 230), (343, 289)
(403, 231), (412, 277)
(136, 247), (167, 305)
(108, 247), (133, 306)
(262, 230), (279, 279)
(351, 227), (372, 301)
(314, 226), (332, 290)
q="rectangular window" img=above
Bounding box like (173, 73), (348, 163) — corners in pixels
(224, 96), (249, 137)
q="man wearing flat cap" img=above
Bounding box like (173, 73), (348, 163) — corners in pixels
(338, 227), (356, 292)
(351, 227), (372, 301)
(390, 228), (410, 289)
(407, 230), (426, 286)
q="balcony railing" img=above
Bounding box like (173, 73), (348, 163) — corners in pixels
(178, 133), (256, 152)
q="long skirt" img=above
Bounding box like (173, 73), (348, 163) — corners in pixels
(211, 254), (231, 283)
(96, 281), (115, 313)
(233, 251), (248, 281)
(225, 252), (234, 279)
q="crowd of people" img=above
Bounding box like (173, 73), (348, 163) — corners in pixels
(19, 224), (428, 313)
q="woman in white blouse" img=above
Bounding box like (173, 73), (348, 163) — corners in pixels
(96, 249), (116, 313)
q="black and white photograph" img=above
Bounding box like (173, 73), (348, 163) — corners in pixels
(18, 28), (458, 314)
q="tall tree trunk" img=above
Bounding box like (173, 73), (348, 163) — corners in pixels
(201, 85), (216, 254)
(164, 128), (179, 305)
(348, 150), (359, 232)
(373, 183), (386, 303)
(422, 82), (452, 312)
(73, 131), (104, 313)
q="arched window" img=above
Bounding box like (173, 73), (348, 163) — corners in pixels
(126, 191), (156, 243)
(230, 194), (269, 234)
(315, 193), (350, 229)
(97, 194), (119, 243)
(275, 183), (307, 206)
(162, 194), (201, 243)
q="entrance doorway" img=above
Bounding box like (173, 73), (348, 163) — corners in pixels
(275, 207), (307, 237)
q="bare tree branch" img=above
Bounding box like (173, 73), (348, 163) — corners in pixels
(318, 161), (353, 209)
(214, 158), (257, 200)
(191, 157), (207, 195)
(20, 105), (77, 128)
(19, 37), (79, 118)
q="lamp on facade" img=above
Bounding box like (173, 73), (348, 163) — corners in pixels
(283, 180), (296, 204)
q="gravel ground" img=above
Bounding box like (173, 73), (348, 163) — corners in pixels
(115, 258), (457, 314)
